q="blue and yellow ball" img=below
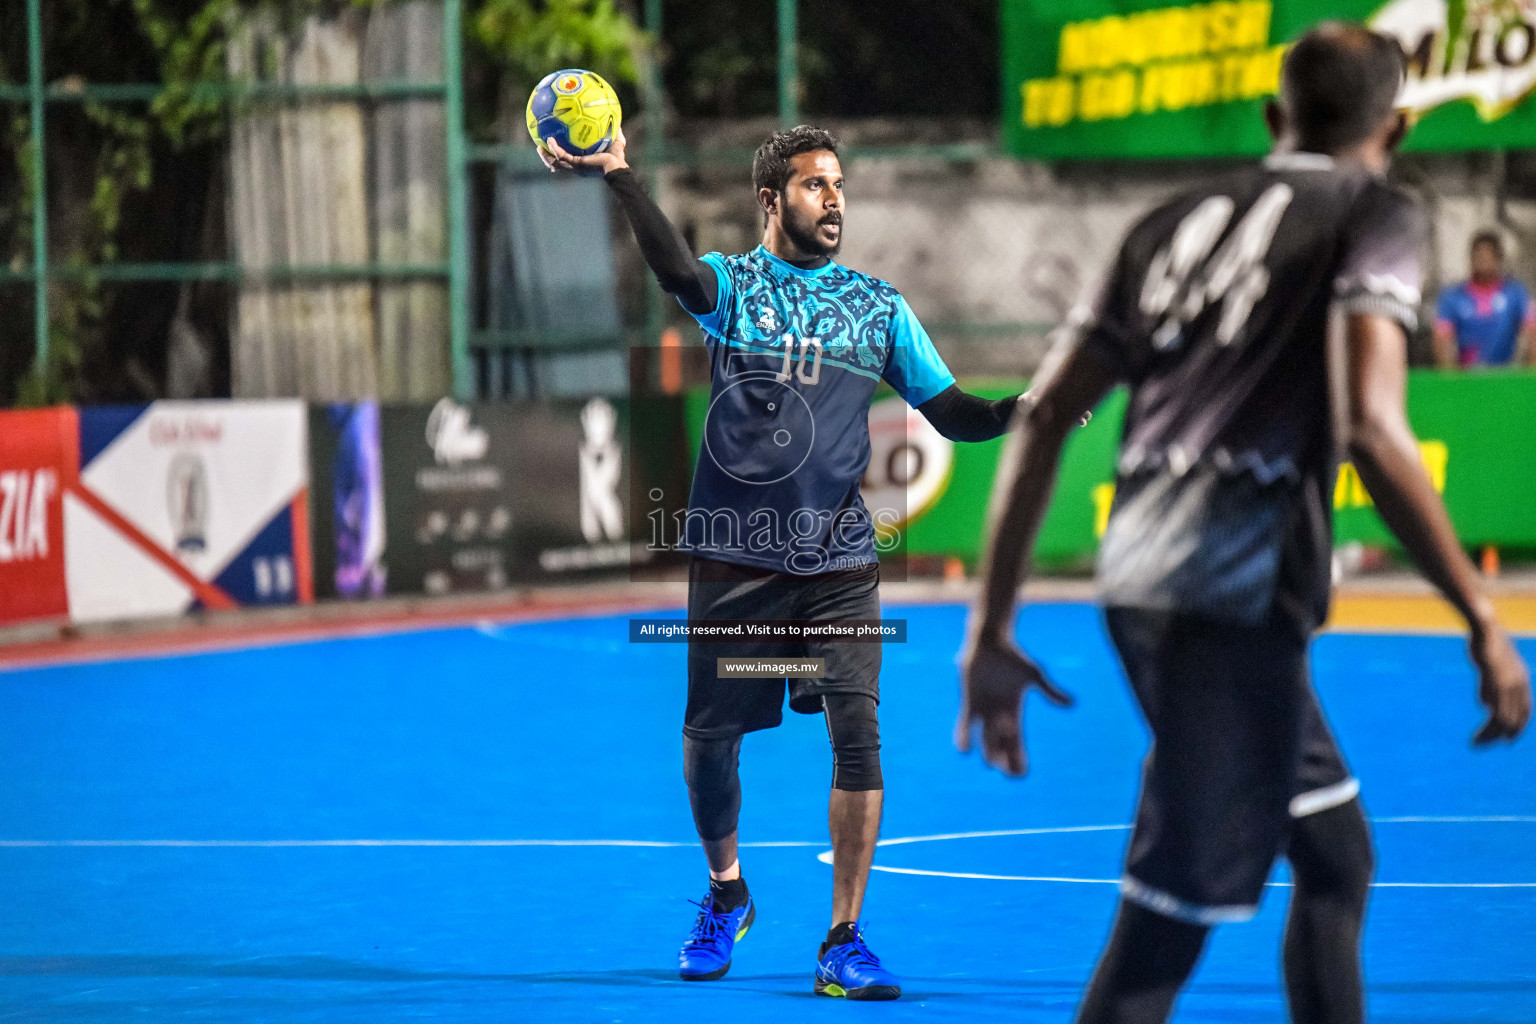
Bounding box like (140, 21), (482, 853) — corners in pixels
(526, 69), (622, 160)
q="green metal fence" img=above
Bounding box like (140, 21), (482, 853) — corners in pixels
(3, 0), (475, 397)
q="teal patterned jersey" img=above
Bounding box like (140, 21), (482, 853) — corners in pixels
(679, 245), (954, 575)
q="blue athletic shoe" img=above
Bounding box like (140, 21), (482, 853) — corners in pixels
(678, 892), (756, 981)
(814, 923), (901, 1000)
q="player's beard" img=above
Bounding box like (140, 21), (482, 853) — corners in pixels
(783, 205), (842, 258)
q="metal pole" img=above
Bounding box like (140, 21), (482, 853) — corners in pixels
(644, 0), (665, 155)
(778, 0), (798, 126)
(643, 0), (665, 347)
(27, 0), (48, 383)
(444, 0), (472, 399)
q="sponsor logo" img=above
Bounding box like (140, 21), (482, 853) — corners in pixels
(426, 398), (489, 466)
(1373, 0), (1536, 120)
(554, 74), (583, 95)
(861, 396), (954, 539)
(579, 398), (624, 544)
(1025, 2), (1281, 129)
(166, 452), (210, 555)
(148, 415), (223, 446)
(0, 469), (57, 564)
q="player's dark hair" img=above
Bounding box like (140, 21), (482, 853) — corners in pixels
(753, 125), (840, 197)
(1471, 230), (1504, 258)
(1280, 22), (1404, 152)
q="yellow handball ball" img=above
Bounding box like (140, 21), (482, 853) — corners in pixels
(526, 69), (622, 162)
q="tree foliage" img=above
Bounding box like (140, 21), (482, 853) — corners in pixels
(473, 0), (639, 93)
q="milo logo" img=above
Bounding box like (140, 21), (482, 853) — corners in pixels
(1373, 0), (1536, 119)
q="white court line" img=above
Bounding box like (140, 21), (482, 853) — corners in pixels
(1373, 815), (1536, 823)
(853, 864), (1536, 889)
(875, 824), (1131, 847)
(2, 817), (1532, 889)
(1368, 881), (1536, 887)
(823, 818), (1536, 889)
(0, 839), (822, 849)
(0, 817), (1523, 850)
(816, 848), (1115, 884)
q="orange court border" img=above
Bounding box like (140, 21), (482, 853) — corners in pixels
(1326, 593), (1536, 635)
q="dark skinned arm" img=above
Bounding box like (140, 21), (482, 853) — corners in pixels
(956, 338), (1120, 775)
(1337, 311), (1531, 744)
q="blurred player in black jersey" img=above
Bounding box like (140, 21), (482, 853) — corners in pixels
(960, 22), (1531, 1024)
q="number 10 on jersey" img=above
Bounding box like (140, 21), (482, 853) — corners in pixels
(777, 336), (823, 384)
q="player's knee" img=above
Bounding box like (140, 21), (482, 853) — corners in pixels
(1336, 837), (1374, 909)
(683, 733), (743, 841)
(823, 693), (883, 791)
(1291, 799), (1373, 906)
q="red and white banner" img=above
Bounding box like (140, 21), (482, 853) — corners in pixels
(0, 408), (78, 624)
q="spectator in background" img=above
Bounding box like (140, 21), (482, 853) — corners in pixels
(1434, 231), (1536, 367)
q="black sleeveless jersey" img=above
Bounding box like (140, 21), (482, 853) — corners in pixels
(1081, 152), (1425, 628)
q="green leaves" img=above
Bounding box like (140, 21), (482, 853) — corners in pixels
(472, 0), (641, 92)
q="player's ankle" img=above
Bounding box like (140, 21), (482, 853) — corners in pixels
(708, 873), (749, 912)
(826, 920), (858, 948)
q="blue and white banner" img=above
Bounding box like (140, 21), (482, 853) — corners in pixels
(65, 401), (311, 623)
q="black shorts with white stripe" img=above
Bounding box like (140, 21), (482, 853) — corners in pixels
(1105, 605), (1358, 925)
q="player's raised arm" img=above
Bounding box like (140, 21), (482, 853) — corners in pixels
(957, 332), (1118, 775)
(543, 129), (719, 316)
(1336, 309), (1532, 743)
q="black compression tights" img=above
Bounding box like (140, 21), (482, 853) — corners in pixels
(683, 734), (743, 843)
(683, 694), (883, 842)
(1075, 901), (1209, 1024)
(1283, 799), (1374, 1024)
(1075, 799), (1373, 1024)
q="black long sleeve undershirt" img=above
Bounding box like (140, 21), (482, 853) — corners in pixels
(917, 386), (1019, 442)
(604, 167), (718, 315)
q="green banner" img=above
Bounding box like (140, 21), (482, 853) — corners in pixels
(1003, 0), (1536, 160)
(901, 386), (1127, 564)
(684, 371), (1536, 568)
(1332, 370), (1536, 548)
(905, 370), (1536, 564)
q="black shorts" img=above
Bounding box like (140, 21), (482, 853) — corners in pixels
(1105, 605), (1358, 925)
(683, 556), (882, 740)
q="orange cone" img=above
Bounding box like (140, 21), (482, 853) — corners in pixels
(1481, 545), (1500, 578)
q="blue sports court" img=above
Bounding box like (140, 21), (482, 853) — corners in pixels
(0, 601), (1531, 1022)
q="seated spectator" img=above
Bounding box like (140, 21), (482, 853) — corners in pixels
(1434, 230), (1535, 367)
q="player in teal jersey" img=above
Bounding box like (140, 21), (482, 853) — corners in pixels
(544, 124), (1034, 998)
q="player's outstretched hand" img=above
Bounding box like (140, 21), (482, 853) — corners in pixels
(1017, 389), (1092, 428)
(957, 637), (1073, 777)
(1470, 625), (1532, 745)
(539, 126), (629, 177)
